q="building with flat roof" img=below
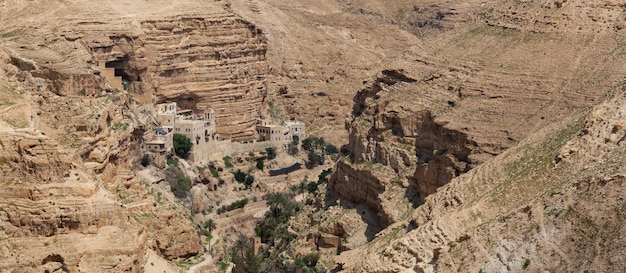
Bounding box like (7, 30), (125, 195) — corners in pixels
(147, 102), (218, 163)
(145, 127), (174, 168)
(284, 121), (305, 141)
(256, 119), (305, 142)
(145, 102), (304, 165)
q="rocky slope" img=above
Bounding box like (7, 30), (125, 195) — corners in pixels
(0, 10), (205, 271)
(2, 0), (269, 140)
(330, 0), (626, 225)
(328, 1), (626, 272)
(81, 14), (269, 140)
(1, 0), (625, 272)
(336, 83), (626, 273)
(483, 0), (626, 33)
(227, 0), (424, 143)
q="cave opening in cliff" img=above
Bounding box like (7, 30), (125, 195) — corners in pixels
(105, 55), (144, 89)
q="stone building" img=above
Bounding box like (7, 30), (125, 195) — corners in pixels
(256, 119), (306, 142)
(145, 127), (174, 168)
(146, 102), (218, 164)
(144, 102), (304, 165)
(284, 120), (305, 141)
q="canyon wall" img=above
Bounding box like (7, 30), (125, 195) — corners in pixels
(483, 0), (626, 33)
(328, 1), (626, 272)
(80, 14), (270, 140)
(331, 70), (477, 227)
(336, 83), (626, 273)
(0, 3), (273, 270)
(0, 41), (203, 270)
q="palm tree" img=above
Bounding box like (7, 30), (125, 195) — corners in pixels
(203, 219), (216, 252)
(231, 235), (251, 273)
(267, 192), (287, 209)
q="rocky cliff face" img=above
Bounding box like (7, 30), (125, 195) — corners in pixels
(0, 125), (149, 271)
(0, 40), (202, 271)
(79, 14), (269, 140)
(331, 69), (477, 227)
(483, 0), (626, 33)
(3, 2), (269, 141)
(0, 1), (275, 270)
(330, 0), (626, 229)
(336, 84), (626, 273)
(328, 1), (626, 271)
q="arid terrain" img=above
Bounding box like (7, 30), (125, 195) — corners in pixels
(1, 0), (625, 272)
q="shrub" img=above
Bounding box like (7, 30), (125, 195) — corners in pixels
(173, 133), (193, 158)
(523, 259), (531, 269)
(233, 169), (246, 183)
(302, 252), (320, 267)
(166, 166), (192, 198)
(223, 156), (233, 168)
(265, 147), (277, 160)
(302, 138), (313, 151)
(307, 182), (319, 193)
(245, 175), (255, 187)
(256, 159), (264, 170)
(325, 143), (339, 154)
(306, 150), (324, 169)
(166, 157), (179, 166)
(140, 154), (150, 167)
(233, 169), (254, 188)
(318, 168), (332, 183)
(210, 168), (219, 178)
(217, 198), (249, 214)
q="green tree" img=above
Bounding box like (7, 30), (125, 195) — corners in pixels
(233, 169), (246, 183)
(223, 156), (234, 168)
(325, 143), (339, 154)
(266, 192), (288, 211)
(244, 175), (255, 188)
(307, 182), (319, 193)
(306, 150), (324, 169)
(203, 219), (216, 251)
(318, 168), (332, 183)
(231, 235), (260, 273)
(256, 159), (264, 170)
(256, 192), (299, 242)
(173, 133), (193, 158)
(265, 147), (277, 160)
(302, 138), (313, 151)
(140, 154), (150, 167)
(297, 180), (307, 196)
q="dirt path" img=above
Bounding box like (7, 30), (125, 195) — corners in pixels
(188, 232), (220, 273)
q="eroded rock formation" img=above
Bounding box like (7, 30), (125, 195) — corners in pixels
(331, 70), (477, 227)
(73, 14), (269, 140)
(0, 36), (202, 271)
(336, 83), (626, 273)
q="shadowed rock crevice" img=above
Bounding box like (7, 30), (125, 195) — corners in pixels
(352, 69), (416, 117)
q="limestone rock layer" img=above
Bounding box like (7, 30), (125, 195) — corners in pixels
(82, 14), (270, 140)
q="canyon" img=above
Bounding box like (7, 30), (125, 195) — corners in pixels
(1, 0), (625, 272)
